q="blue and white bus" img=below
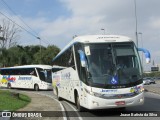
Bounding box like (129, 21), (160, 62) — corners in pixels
(0, 65), (52, 91)
(52, 35), (150, 111)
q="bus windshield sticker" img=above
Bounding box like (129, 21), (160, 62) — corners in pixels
(110, 75), (118, 84)
(84, 46), (91, 56)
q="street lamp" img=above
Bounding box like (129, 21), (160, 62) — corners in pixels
(37, 37), (42, 64)
(134, 0), (138, 47)
(101, 28), (105, 35)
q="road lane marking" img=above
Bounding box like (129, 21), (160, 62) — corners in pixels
(63, 101), (83, 120)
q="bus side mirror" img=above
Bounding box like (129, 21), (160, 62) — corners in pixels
(138, 48), (151, 64)
(78, 50), (87, 67)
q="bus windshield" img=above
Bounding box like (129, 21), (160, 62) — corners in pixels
(83, 42), (142, 88)
(37, 68), (52, 83)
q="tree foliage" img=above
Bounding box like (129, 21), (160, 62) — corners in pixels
(0, 45), (60, 67)
(143, 72), (160, 78)
(0, 19), (60, 67)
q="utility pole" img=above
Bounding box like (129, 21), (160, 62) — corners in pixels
(138, 32), (143, 71)
(37, 37), (42, 64)
(0, 25), (5, 67)
(0, 25), (4, 40)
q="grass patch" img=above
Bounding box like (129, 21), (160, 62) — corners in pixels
(0, 90), (31, 111)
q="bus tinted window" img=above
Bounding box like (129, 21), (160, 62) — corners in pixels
(53, 47), (75, 68)
(36, 68), (52, 83)
(0, 68), (37, 76)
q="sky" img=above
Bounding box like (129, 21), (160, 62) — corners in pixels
(0, 0), (160, 71)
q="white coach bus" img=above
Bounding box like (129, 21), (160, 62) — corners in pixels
(0, 65), (52, 91)
(52, 35), (150, 111)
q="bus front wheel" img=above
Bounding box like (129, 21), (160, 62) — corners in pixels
(76, 94), (83, 112)
(56, 88), (61, 101)
(34, 84), (39, 91)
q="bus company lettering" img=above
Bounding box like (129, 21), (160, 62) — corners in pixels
(18, 77), (32, 80)
(61, 72), (71, 80)
(101, 89), (118, 93)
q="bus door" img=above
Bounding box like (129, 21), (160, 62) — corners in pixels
(29, 68), (37, 88)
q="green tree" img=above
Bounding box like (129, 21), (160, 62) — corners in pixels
(42, 45), (60, 64)
(34, 45), (60, 65)
(0, 44), (60, 67)
(7, 46), (28, 66)
(24, 45), (42, 64)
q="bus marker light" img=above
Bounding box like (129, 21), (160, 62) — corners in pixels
(92, 101), (99, 106)
(139, 98), (144, 103)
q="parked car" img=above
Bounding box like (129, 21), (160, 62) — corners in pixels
(143, 77), (156, 85)
(150, 79), (156, 84)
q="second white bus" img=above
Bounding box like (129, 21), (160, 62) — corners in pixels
(0, 65), (52, 91)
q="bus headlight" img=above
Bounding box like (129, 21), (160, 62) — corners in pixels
(84, 88), (102, 97)
(130, 86), (144, 94)
(138, 86), (144, 93)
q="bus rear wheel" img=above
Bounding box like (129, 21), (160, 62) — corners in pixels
(117, 107), (126, 111)
(34, 84), (39, 91)
(7, 83), (11, 89)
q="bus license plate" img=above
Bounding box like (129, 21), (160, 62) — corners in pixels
(115, 101), (125, 106)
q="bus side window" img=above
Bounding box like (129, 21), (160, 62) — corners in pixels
(68, 48), (75, 69)
(30, 71), (37, 76)
(37, 68), (45, 81)
(29, 68), (37, 77)
(68, 52), (73, 66)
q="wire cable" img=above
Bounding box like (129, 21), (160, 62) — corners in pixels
(1, 0), (39, 36)
(0, 11), (38, 38)
(0, 0), (53, 45)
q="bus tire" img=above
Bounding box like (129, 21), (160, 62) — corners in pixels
(56, 88), (61, 101)
(76, 93), (83, 112)
(117, 107), (126, 111)
(7, 83), (11, 89)
(34, 84), (39, 91)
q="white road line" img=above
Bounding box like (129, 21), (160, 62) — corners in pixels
(63, 101), (83, 120)
(37, 93), (68, 120)
(18, 91), (67, 120)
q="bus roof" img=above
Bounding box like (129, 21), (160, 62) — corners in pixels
(74, 35), (132, 43)
(0, 65), (52, 70)
(52, 65), (66, 69)
(52, 35), (133, 62)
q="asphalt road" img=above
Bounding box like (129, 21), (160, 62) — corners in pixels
(37, 90), (160, 120)
(1, 88), (160, 120)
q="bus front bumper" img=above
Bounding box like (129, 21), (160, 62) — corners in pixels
(84, 92), (144, 110)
